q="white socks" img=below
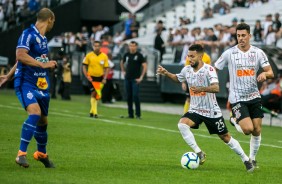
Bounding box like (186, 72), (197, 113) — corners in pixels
(178, 123), (201, 153)
(249, 134), (261, 161)
(177, 122), (259, 163)
(227, 137), (249, 162)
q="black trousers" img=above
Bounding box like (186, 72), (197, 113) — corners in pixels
(102, 79), (114, 103)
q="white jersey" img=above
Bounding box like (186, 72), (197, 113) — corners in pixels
(176, 63), (222, 118)
(214, 45), (270, 104)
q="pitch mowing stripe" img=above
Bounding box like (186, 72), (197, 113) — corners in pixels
(1, 104), (282, 149)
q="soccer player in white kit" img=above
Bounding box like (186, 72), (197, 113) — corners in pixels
(215, 23), (274, 169)
(157, 44), (254, 172)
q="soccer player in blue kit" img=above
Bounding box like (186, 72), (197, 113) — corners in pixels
(0, 8), (57, 168)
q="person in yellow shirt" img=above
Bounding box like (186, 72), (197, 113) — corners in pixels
(182, 51), (211, 113)
(61, 55), (72, 100)
(82, 41), (109, 118)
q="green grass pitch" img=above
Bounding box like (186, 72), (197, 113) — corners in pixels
(0, 90), (281, 184)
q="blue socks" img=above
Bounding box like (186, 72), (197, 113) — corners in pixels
(34, 125), (48, 154)
(19, 115), (40, 152)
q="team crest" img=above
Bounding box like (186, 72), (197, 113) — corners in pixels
(197, 74), (205, 84)
(235, 110), (241, 119)
(248, 54), (255, 62)
(128, 0), (139, 7)
(118, 0), (148, 14)
(27, 91), (33, 100)
(36, 36), (41, 44)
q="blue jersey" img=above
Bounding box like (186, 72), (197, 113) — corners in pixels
(14, 25), (50, 91)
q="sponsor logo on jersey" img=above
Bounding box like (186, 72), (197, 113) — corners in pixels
(236, 69), (255, 76)
(35, 55), (49, 63)
(36, 77), (48, 90)
(34, 72), (47, 77)
(239, 92), (260, 99)
(189, 89), (206, 96)
(198, 109), (210, 114)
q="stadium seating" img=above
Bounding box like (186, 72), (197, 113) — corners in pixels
(134, 0), (282, 66)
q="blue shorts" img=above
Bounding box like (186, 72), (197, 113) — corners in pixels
(15, 86), (50, 116)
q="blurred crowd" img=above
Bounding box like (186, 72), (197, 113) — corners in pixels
(202, 0), (272, 20)
(50, 0), (282, 97)
(0, 0), (61, 32)
(50, 25), (122, 102)
(260, 76), (282, 112)
(2, 0), (281, 105)
(232, 0), (271, 8)
(162, 11), (282, 64)
(203, 0), (231, 20)
(57, 25), (125, 61)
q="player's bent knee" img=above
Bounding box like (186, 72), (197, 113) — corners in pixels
(26, 104), (41, 116)
(219, 133), (231, 143)
(242, 128), (253, 135)
(241, 125), (253, 135)
(253, 125), (261, 132)
(179, 118), (194, 127)
(240, 123), (254, 135)
(38, 116), (48, 126)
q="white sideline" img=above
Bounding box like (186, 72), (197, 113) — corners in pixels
(0, 104), (282, 149)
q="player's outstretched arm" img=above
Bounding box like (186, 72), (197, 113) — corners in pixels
(156, 65), (179, 82)
(0, 75), (8, 87)
(0, 62), (18, 87)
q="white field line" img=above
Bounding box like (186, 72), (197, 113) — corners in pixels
(1, 104), (282, 149)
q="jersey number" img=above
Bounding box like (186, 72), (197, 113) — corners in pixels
(215, 119), (225, 132)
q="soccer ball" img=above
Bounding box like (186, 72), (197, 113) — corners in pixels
(181, 152), (200, 169)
